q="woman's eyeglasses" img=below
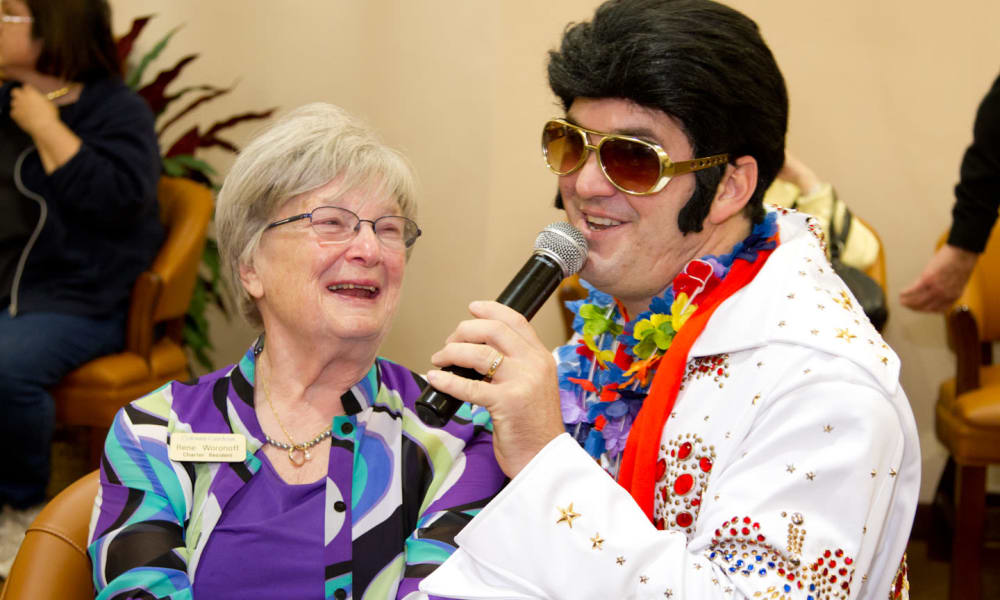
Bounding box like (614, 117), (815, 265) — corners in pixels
(541, 118), (729, 196)
(265, 206), (421, 250)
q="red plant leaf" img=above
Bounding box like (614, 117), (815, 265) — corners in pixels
(204, 109), (276, 137)
(137, 54), (198, 115)
(157, 84), (231, 137)
(116, 15), (152, 65)
(165, 126), (200, 157)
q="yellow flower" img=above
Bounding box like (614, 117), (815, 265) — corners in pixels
(671, 293), (697, 330)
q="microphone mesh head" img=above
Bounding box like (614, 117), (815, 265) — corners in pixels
(534, 222), (588, 277)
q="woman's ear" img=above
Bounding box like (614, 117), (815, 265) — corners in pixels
(239, 258), (264, 300)
(707, 155), (758, 225)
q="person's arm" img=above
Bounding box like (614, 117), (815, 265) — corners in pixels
(397, 404), (508, 599)
(421, 358), (911, 599)
(8, 84), (81, 174)
(89, 394), (193, 600)
(901, 74), (1000, 312)
(13, 82), (160, 223)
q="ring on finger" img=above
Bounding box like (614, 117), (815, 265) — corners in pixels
(483, 352), (505, 383)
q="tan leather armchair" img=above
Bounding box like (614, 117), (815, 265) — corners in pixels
(0, 470), (98, 600)
(52, 176), (213, 465)
(935, 227), (1000, 600)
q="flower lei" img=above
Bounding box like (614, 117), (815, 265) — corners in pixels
(558, 212), (778, 470)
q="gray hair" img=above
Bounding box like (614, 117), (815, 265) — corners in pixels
(215, 103), (418, 329)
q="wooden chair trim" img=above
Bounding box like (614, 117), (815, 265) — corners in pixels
(949, 306), (982, 398)
(125, 271), (163, 361)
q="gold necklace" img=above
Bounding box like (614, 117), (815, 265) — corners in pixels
(261, 359), (333, 466)
(45, 85), (72, 101)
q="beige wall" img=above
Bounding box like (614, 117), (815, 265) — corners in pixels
(109, 0), (1000, 502)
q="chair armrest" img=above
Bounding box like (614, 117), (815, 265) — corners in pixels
(125, 271), (163, 362)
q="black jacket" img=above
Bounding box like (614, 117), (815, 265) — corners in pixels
(0, 77), (163, 318)
(949, 72), (1000, 253)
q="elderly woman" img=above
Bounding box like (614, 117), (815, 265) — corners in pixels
(88, 104), (506, 599)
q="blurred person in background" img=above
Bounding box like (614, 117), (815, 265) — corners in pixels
(0, 0), (161, 575)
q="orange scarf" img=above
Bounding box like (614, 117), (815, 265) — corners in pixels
(616, 238), (778, 521)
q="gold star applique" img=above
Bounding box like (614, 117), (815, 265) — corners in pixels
(823, 424), (833, 433)
(803, 368), (811, 374)
(556, 503), (581, 528)
(704, 415), (710, 422)
(616, 556), (626, 566)
(835, 328), (856, 343)
(890, 468), (898, 478)
(880, 356), (889, 365)
(752, 393), (761, 406)
(778, 320), (786, 327)
(817, 303), (826, 310)
(806, 472), (815, 481)
(590, 533), (604, 550)
(640, 575), (649, 584)
(694, 563), (702, 570)
(810, 329), (819, 336)
(787, 293), (795, 299)
(870, 469), (877, 478)
(664, 590), (673, 598)
(756, 361), (764, 368)
(833, 290), (854, 311)
(786, 464), (796, 473)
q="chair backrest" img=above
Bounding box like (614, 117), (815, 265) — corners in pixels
(948, 225), (1000, 345)
(855, 214), (888, 297)
(0, 471), (98, 600)
(125, 177), (214, 359)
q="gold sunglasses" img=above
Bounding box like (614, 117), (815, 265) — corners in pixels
(541, 118), (729, 196)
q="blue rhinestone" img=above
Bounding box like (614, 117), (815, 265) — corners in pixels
(784, 585), (791, 593)
(809, 584), (816, 591)
(808, 596), (815, 600)
(759, 569), (767, 576)
(768, 562), (776, 568)
(755, 555), (763, 562)
(710, 552), (717, 559)
(729, 567), (736, 573)
(736, 560), (744, 567)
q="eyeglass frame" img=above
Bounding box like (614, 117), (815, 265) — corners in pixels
(264, 205), (422, 249)
(0, 14), (33, 24)
(542, 118), (730, 196)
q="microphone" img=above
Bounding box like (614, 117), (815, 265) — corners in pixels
(416, 222), (588, 427)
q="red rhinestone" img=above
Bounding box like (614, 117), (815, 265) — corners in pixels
(717, 368), (724, 375)
(797, 582), (803, 589)
(715, 529), (722, 537)
(700, 457), (713, 472)
(676, 512), (693, 527)
(691, 497), (701, 507)
(844, 557), (853, 565)
(655, 459), (667, 481)
(839, 568), (847, 576)
(656, 517), (665, 530)
(787, 574), (795, 582)
(778, 569), (785, 576)
(817, 558), (824, 565)
(730, 528), (738, 536)
(753, 522), (760, 530)
(842, 582), (850, 590)
(824, 550), (831, 558)
(677, 442), (692, 460)
(757, 534), (765, 542)
(830, 576), (837, 583)
(659, 486), (668, 501)
(835, 549), (843, 557)
(829, 560), (837, 568)
(671, 449), (676, 457)
(673, 473), (694, 495)
(741, 527), (750, 535)
(823, 568), (828, 576)
(743, 517), (751, 524)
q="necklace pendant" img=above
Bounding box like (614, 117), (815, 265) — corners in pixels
(288, 446), (307, 466)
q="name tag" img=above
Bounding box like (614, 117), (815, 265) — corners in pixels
(168, 433), (246, 462)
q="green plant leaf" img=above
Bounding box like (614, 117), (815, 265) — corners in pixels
(126, 25), (181, 90)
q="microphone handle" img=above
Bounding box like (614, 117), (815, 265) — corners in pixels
(415, 253), (564, 426)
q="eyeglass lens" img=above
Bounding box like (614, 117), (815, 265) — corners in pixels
(542, 121), (662, 194)
(310, 206), (419, 248)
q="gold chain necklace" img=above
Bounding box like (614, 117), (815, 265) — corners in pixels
(45, 85), (72, 101)
(261, 359), (333, 466)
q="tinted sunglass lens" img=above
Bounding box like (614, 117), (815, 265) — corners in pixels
(543, 122), (585, 174)
(600, 138), (661, 193)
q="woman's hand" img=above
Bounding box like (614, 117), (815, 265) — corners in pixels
(427, 301), (565, 478)
(9, 84), (60, 137)
(8, 83), (81, 173)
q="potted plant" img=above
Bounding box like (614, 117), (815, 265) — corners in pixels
(117, 16), (276, 370)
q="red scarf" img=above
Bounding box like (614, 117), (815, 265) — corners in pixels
(616, 238), (778, 521)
